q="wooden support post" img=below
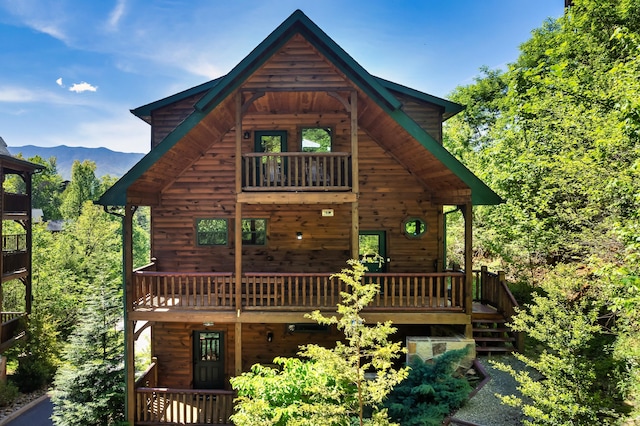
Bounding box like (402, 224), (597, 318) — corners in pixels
(234, 91), (244, 376)
(25, 172), (33, 315)
(350, 91), (359, 260)
(463, 202), (473, 338)
(124, 204), (135, 425)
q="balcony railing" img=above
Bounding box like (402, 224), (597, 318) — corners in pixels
(135, 387), (234, 425)
(132, 271), (466, 312)
(2, 234), (26, 252)
(3, 193), (29, 213)
(242, 152), (351, 191)
(134, 358), (235, 425)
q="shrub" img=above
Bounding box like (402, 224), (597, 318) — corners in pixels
(0, 381), (19, 407)
(385, 348), (472, 426)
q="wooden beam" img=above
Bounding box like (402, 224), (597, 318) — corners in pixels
(124, 205), (135, 425)
(462, 202), (473, 338)
(237, 192), (357, 204)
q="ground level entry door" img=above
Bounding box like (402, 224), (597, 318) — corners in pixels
(359, 231), (387, 273)
(193, 331), (224, 389)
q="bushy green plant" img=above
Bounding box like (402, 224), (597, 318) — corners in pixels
(385, 348), (472, 426)
(493, 265), (623, 425)
(0, 381), (19, 407)
(13, 309), (60, 392)
(231, 260), (409, 426)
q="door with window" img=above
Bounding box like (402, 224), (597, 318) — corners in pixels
(359, 231), (387, 273)
(193, 331), (224, 389)
(255, 131), (287, 185)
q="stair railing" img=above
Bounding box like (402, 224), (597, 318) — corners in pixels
(474, 266), (524, 352)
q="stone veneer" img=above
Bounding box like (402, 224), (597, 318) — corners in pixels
(406, 336), (476, 370)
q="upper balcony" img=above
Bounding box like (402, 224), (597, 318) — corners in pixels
(241, 152), (352, 192)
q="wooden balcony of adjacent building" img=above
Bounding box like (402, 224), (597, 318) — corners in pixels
(2, 233), (29, 281)
(2, 193), (31, 220)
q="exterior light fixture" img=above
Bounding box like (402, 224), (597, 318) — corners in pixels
(203, 321), (214, 327)
(267, 331), (273, 342)
(243, 131), (251, 139)
(296, 232), (302, 240)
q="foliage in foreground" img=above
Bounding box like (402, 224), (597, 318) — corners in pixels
(50, 272), (125, 426)
(493, 265), (623, 425)
(231, 260), (409, 426)
(385, 348), (472, 426)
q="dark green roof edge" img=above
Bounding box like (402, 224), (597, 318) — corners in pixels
(97, 110), (205, 206)
(385, 105), (502, 205)
(131, 77), (224, 121)
(374, 77), (465, 119)
(194, 9), (402, 114)
(98, 9), (501, 207)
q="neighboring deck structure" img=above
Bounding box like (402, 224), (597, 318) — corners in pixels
(0, 140), (42, 354)
(97, 10), (512, 425)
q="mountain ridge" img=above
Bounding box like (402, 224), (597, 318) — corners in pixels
(7, 145), (145, 180)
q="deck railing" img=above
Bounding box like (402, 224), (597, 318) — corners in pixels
(134, 387), (234, 425)
(3, 193), (29, 213)
(473, 266), (523, 351)
(133, 272), (234, 310)
(132, 271), (466, 312)
(2, 234), (26, 252)
(242, 152), (351, 191)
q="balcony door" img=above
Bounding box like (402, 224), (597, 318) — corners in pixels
(359, 231), (387, 273)
(255, 131), (287, 184)
(193, 331), (224, 389)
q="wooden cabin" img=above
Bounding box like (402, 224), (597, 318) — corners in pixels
(0, 138), (42, 357)
(98, 10), (513, 425)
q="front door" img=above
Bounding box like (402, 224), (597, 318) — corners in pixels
(359, 231), (387, 273)
(193, 331), (224, 389)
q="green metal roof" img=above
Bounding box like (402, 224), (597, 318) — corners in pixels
(374, 77), (465, 121)
(98, 9), (501, 207)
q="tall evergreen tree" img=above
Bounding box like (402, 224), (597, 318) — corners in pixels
(50, 272), (125, 426)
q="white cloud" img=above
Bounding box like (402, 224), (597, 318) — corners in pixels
(56, 77), (64, 87)
(69, 82), (98, 93)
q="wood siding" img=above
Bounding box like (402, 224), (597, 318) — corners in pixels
(151, 93), (206, 149)
(152, 322), (342, 389)
(391, 91), (444, 143)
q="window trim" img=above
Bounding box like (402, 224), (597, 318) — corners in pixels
(242, 218), (267, 246)
(402, 217), (427, 239)
(195, 218), (229, 246)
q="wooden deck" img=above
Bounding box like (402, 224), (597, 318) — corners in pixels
(132, 270), (466, 313)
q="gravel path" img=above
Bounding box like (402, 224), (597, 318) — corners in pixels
(451, 355), (530, 426)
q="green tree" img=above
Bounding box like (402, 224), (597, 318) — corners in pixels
(50, 272), (125, 425)
(60, 160), (100, 219)
(231, 260), (408, 426)
(493, 265), (622, 425)
(30, 155), (65, 220)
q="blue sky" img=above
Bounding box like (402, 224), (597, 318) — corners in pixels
(0, 1), (564, 154)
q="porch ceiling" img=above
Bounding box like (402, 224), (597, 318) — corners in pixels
(125, 88), (473, 206)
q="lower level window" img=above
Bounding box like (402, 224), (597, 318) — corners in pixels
(196, 218), (228, 246)
(242, 218), (266, 245)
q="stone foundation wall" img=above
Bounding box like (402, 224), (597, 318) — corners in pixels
(406, 336), (476, 369)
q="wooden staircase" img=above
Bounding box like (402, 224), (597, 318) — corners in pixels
(472, 311), (517, 355)
(471, 268), (523, 355)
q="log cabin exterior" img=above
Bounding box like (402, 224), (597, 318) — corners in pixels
(97, 10), (506, 425)
(0, 140), (42, 355)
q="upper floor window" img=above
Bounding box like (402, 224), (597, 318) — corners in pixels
(301, 127), (331, 152)
(242, 218), (267, 245)
(196, 218), (228, 246)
